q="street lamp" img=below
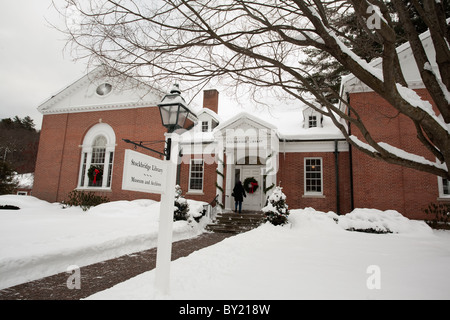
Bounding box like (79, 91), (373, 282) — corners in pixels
(154, 83), (197, 295)
(158, 83), (197, 134)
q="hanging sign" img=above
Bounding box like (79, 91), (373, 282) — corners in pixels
(122, 149), (167, 194)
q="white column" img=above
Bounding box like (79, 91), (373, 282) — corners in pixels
(155, 134), (178, 295)
(216, 150), (224, 208)
(225, 149), (234, 211)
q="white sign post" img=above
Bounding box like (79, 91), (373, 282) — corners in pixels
(154, 137), (178, 295)
(122, 138), (179, 296)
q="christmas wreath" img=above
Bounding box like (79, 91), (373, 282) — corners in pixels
(88, 165), (103, 184)
(243, 177), (259, 194)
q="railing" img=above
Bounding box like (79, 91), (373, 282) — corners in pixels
(203, 195), (220, 221)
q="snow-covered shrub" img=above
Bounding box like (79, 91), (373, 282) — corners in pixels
(61, 190), (109, 211)
(174, 185), (189, 221)
(262, 186), (290, 226)
(424, 202), (450, 229)
(338, 209), (432, 234)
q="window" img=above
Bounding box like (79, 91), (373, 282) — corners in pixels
(88, 136), (107, 187)
(78, 123), (115, 189)
(305, 158), (322, 195)
(438, 177), (450, 198)
(308, 116), (317, 128)
(96, 83), (112, 96)
(202, 121), (209, 132)
(189, 159), (204, 191)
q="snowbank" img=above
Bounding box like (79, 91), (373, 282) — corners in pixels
(88, 209), (450, 300)
(289, 207), (433, 235)
(339, 208), (433, 234)
(0, 195), (209, 290)
(2, 195), (449, 300)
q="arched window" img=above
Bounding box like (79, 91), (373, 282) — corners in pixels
(78, 123), (116, 189)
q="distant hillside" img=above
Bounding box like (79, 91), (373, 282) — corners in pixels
(0, 116), (40, 173)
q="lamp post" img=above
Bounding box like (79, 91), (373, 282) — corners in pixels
(155, 84), (197, 295)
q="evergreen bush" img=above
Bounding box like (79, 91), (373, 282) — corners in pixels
(62, 190), (110, 211)
(262, 186), (290, 226)
(174, 185), (189, 221)
(424, 202), (450, 229)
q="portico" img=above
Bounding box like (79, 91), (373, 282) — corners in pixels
(214, 113), (279, 212)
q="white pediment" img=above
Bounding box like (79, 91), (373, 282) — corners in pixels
(214, 112), (279, 153)
(37, 67), (164, 114)
(215, 112), (277, 133)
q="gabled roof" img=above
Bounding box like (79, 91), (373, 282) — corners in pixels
(214, 111), (278, 132)
(197, 108), (221, 123)
(37, 66), (165, 115)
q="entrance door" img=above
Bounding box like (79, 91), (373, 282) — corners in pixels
(241, 166), (262, 211)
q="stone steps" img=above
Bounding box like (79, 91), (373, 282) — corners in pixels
(206, 211), (264, 234)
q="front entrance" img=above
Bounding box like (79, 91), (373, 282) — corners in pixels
(235, 165), (263, 211)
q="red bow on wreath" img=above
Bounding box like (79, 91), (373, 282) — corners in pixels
(93, 169), (100, 184)
(250, 182), (258, 193)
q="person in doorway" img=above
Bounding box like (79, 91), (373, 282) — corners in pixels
(232, 180), (246, 213)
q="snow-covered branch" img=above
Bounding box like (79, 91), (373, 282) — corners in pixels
(54, 0), (450, 178)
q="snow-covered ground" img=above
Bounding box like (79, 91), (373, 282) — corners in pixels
(0, 195), (208, 290)
(88, 208), (450, 300)
(1, 195), (450, 299)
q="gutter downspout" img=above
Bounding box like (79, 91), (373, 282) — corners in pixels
(334, 139), (340, 215)
(347, 92), (355, 211)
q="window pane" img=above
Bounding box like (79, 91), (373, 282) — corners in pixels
(444, 178), (449, 195)
(107, 152), (114, 188)
(309, 116), (317, 128)
(305, 158), (322, 194)
(190, 159), (204, 190)
(202, 121), (209, 132)
(80, 153), (87, 186)
(89, 136), (107, 187)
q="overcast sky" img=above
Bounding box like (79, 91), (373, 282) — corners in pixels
(0, 0), (87, 130)
(0, 1), (301, 131)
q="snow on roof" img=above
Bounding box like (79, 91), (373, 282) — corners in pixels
(180, 105), (344, 144)
(254, 107), (343, 140)
(13, 173), (34, 189)
(197, 108), (221, 123)
(340, 23), (441, 94)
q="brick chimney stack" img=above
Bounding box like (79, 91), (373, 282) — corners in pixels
(203, 89), (219, 114)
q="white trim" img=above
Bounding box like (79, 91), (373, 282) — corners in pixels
(438, 176), (450, 199)
(40, 102), (158, 115)
(281, 140), (349, 153)
(37, 66), (164, 115)
(304, 157), (323, 196)
(78, 123), (116, 189)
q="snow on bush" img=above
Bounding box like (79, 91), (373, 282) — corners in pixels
(287, 207), (432, 235)
(262, 186), (290, 226)
(174, 185), (189, 221)
(338, 208), (433, 235)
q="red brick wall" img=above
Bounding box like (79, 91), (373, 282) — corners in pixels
(33, 107), (170, 203)
(277, 151), (352, 214)
(349, 89), (441, 219)
(178, 154), (218, 204)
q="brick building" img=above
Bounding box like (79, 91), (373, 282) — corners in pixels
(33, 28), (447, 220)
(33, 66), (351, 215)
(339, 27), (448, 220)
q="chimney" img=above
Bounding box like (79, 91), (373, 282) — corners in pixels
(203, 89), (219, 114)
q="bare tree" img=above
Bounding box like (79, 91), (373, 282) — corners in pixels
(54, 0), (450, 179)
